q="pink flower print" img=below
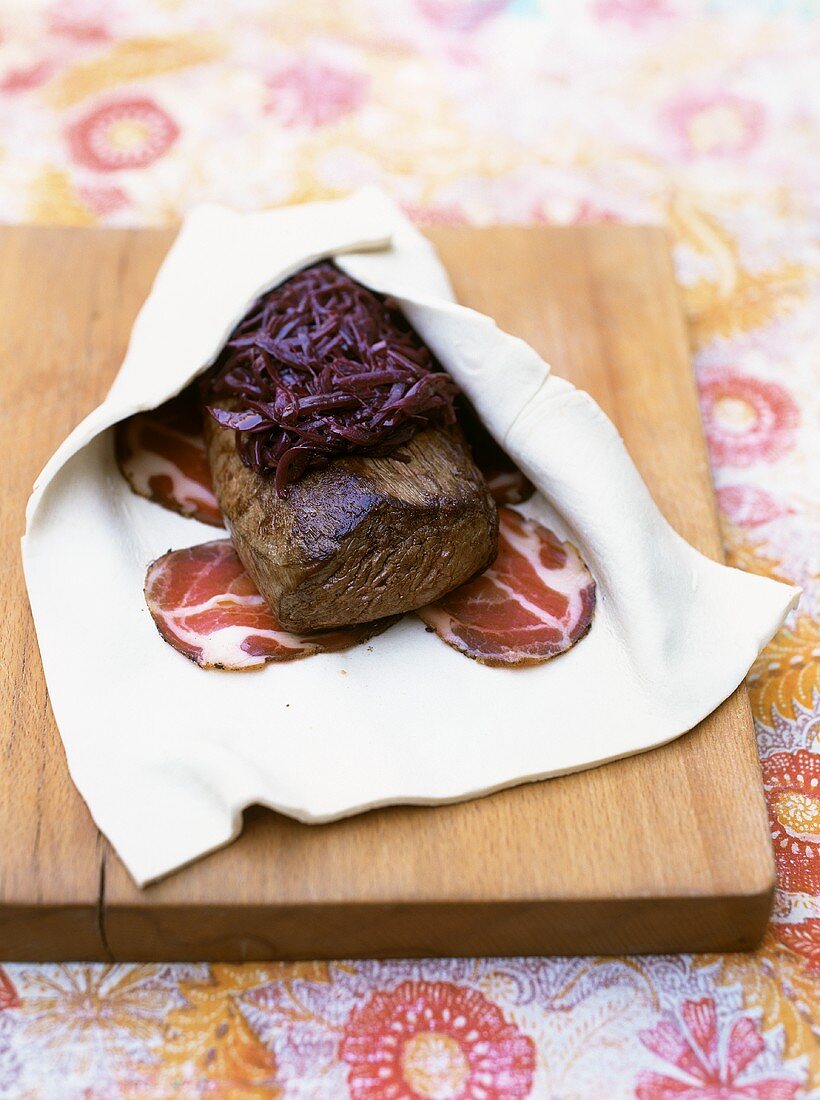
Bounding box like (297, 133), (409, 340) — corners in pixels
(77, 183), (130, 215)
(48, 0), (112, 43)
(0, 59), (55, 93)
(571, 198), (620, 224)
(340, 980), (536, 1100)
(266, 57), (368, 129)
(775, 918), (820, 975)
(0, 969), (17, 1010)
(717, 484), (789, 527)
(415, 0), (508, 33)
(595, 0), (673, 27)
(637, 997), (799, 1099)
(699, 367), (799, 469)
(664, 90), (765, 159)
(66, 96), (179, 172)
(401, 200), (469, 226)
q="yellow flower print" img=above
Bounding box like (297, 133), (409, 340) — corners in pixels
(158, 966), (283, 1099)
(21, 965), (172, 1050)
(156, 963), (330, 1098)
(50, 35), (224, 108)
(27, 167), (96, 226)
(668, 196), (808, 346)
(723, 525), (790, 584)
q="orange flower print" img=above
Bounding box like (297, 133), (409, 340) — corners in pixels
(340, 980), (536, 1100)
(748, 618), (819, 723)
(266, 57), (368, 129)
(66, 96), (179, 172)
(762, 750), (820, 894)
(775, 919), (820, 975)
(664, 90), (765, 159)
(698, 367), (799, 468)
(637, 997), (799, 1100)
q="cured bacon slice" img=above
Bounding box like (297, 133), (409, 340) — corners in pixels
(484, 467), (534, 506)
(145, 540), (396, 671)
(115, 385), (224, 528)
(418, 507), (595, 667)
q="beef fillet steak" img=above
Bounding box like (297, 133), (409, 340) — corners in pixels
(204, 417), (498, 632)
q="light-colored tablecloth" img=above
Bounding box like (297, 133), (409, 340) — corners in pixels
(1, 0), (817, 1096)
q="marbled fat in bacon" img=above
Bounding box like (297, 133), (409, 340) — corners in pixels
(145, 540), (396, 670)
(483, 467), (534, 506)
(417, 507), (595, 667)
(115, 385), (224, 528)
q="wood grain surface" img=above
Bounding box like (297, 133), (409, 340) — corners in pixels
(0, 224), (775, 961)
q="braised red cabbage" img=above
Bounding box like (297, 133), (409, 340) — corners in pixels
(206, 262), (459, 494)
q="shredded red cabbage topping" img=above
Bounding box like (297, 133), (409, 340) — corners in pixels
(206, 262), (459, 495)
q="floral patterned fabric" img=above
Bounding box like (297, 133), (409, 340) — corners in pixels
(2, 0), (818, 1096)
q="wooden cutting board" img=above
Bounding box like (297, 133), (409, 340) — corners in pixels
(0, 224), (775, 961)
